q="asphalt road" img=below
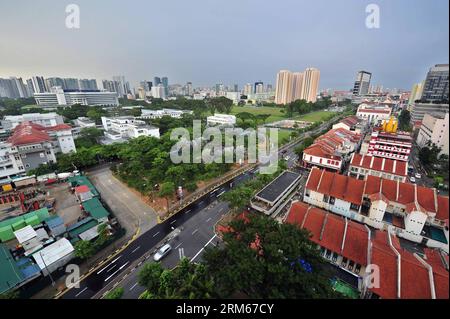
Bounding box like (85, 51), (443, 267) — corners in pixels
(59, 118), (333, 299)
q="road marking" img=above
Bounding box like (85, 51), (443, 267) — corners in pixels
(206, 217), (211, 222)
(190, 234), (217, 262)
(217, 191), (225, 197)
(174, 242), (183, 249)
(192, 229), (198, 235)
(199, 201), (204, 205)
(97, 255), (122, 274)
(152, 231), (160, 238)
(131, 246), (140, 254)
(178, 247), (185, 260)
(185, 209), (191, 214)
(75, 287), (88, 298)
(106, 264), (117, 273)
(104, 261), (129, 282)
(130, 282), (138, 291)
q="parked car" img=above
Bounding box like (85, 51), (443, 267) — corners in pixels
(153, 244), (172, 261)
(415, 173), (422, 179)
(410, 176), (416, 183)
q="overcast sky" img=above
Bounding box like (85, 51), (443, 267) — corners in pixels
(0, 0), (448, 90)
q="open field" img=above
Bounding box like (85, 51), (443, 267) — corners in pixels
(231, 105), (285, 123)
(293, 110), (337, 122)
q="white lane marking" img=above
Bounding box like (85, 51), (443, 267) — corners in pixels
(174, 242), (183, 249)
(131, 246), (140, 254)
(199, 201), (204, 205)
(97, 255), (122, 274)
(75, 287), (88, 298)
(192, 229), (198, 235)
(170, 219), (177, 224)
(206, 217), (211, 222)
(152, 231), (160, 238)
(106, 264), (117, 273)
(190, 234), (217, 262)
(129, 282), (138, 291)
(104, 261), (130, 282)
(185, 209), (191, 214)
(217, 191), (225, 197)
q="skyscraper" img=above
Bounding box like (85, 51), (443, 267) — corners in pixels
(161, 77), (169, 96)
(30, 76), (48, 93)
(243, 83), (253, 95)
(408, 81), (424, 105)
(45, 77), (65, 90)
(292, 72), (304, 101)
(352, 70), (372, 96)
(185, 82), (193, 96)
(254, 81), (264, 93)
(301, 68), (320, 103)
(274, 70), (293, 105)
(154, 77), (161, 86)
(421, 64), (449, 102)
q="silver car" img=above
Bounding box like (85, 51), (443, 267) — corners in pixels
(153, 244), (172, 261)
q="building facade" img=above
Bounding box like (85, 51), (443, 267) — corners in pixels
(352, 71), (372, 96)
(416, 112), (449, 155)
(421, 64), (449, 102)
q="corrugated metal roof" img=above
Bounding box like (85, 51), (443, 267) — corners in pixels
(32, 238), (74, 269)
(13, 225), (37, 244)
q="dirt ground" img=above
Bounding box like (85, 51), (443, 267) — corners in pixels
(47, 183), (83, 226)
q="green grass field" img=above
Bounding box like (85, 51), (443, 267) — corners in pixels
(231, 106), (286, 123)
(293, 110), (337, 122)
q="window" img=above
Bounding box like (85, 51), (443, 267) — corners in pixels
(350, 203), (360, 212)
(329, 196), (335, 205)
(332, 252), (338, 262)
(325, 250), (332, 259)
(348, 261), (354, 271)
(341, 257), (348, 267)
(323, 195), (329, 203)
(355, 264), (361, 274)
(305, 189), (311, 197)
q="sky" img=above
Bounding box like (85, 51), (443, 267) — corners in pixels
(0, 0), (448, 90)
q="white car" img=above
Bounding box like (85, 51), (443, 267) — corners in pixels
(410, 176), (416, 183)
(153, 244), (172, 261)
(415, 173), (422, 179)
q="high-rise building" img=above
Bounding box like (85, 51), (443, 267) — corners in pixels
(274, 70), (293, 105)
(185, 82), (193, 96)
(292, 72), (304, 101)
(63, 78), (79, 90)
(416, 112), (449, 156)
(254, 81), (264, 93)
(408, 81), (424, 105)
(266, 84), (273, 92)
(161, 77), (169, 96)
(233, 84), (239, 92)
(243, 83), (253, 95)
(151, 84), (166, 99)
(301, 68), (320, 103)
(154, 77), (161, 86)
(352, 70), (372, 96)
(113, 76), (128, 97)
(78, 79), (98, 90)
(421, 64), (449, 102)
(46, 77), (65, 90)
(30, 76), (48, 93)
(0, 77), (29, 98)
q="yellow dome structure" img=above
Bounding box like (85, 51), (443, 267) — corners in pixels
(381, 116), (398, 133)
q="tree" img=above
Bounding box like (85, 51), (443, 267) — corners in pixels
(398, 109), (412, 131)
(75, 127), (104, 149)
(104, 287), (124, 299)
(138, 262), (164, 292)
(74, 240), (95, 259)
(202, 213), (341, 298)
(419, 142), (441, 166)
(159, 181), (175, 212)
(255, 114), (271, 125)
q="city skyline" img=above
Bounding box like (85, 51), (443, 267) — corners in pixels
(0, 0), (448, 90)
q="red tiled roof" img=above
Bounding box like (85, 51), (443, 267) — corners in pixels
(305, 167), (322, 191)
(44, 124), (73, 132)
(341, 222), (369, 265)
(317, 170), (334, 194)
(423, 248), (449, 299)
(436, 196), (449, 221)
(365, 175), (381, 195)
(416, 186), (436, 213)
(285, 202), (309, 226)
(370, 232), (398, 299)
(343, 178), (365, 205)
(7, 121), (51, 146)
(381, 179), (397, 202)
(399, 250), (432, 299)
(397, 182), (415, 204)
(302, 206), (326, 243)
(320, 214), (345, 253)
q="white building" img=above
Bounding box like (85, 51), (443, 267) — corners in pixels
(206, 113), (236, 126)
(225, 92), (240, 105)
(34, 86), (119, 106)
(151, 85), (166, 99)
(32, 238), (75, 276)
(1, 113), (64, 130)
(73, 117), (97, 128)
(140, 108), (193, 120)
(416, 112), (449, 155)
(356, 103), (392, 124)
(101, 116), (160, 143)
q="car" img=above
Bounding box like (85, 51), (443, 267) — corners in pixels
(415, 173), (422, 179)
(153, 244), (172, 261)
(410, 176), (416, 183)
(284, 156), (290, 161)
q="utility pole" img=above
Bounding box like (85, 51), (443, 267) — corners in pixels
(40, 251), (55, 286)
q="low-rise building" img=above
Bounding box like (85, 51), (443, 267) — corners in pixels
(100, 116), (160, 144)
(73, 117), (96, 128)
(356, 103), (391, 124)
(285, 201), (449, 299)
(32, 238), (75, 276)
(349, 153), (408, 182)
(416, 112), (449, 155)
(301, 128), (362, 171)
(34, 87), (119, 106)
(366, 130), (412, 162)
(1, 113), (64, 130)
(140, 108), (193, 120)
(303, 167), (449, 252)
(206, 113), (236, 126)
(332, 115), (367, 134)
